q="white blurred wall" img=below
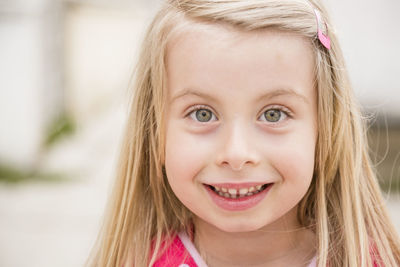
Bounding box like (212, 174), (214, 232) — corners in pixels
(0, 0), (63, 168)
(325, 0), (400, 117)
(64, 2), (152, 126)
(0, 0), (157, 169)
(0, 0), (399, 169)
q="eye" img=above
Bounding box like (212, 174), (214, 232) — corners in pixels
(259, 108), (288, 123)
(188, 107), (217, 123)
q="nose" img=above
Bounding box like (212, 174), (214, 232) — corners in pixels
(215, 122), (260, 171)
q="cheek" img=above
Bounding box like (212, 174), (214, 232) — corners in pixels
(164, 126), (213, 184)
(267, 128), (316, 185)
(264, 130), (316, 217)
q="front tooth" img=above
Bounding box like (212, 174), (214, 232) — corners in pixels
(228, 188), (237, 195)
(224, 193), (230, 198)
(221, 187), (228, 192)
(239, 188), (248, 195)
(230, 194), (237, 199)
(256, 185), (262, 190)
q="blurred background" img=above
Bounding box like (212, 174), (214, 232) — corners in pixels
(0, 0), (399, 266)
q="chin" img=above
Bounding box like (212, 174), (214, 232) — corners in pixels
(213, 218), (268, 233)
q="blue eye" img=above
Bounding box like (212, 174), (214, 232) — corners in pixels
(189, 108), (217, 122)
(260, 108), (287, 123)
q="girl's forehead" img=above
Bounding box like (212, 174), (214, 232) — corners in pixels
(167, 22), (312, 54)
(166, 23), (315, 101)
(166, 22), (314, 78)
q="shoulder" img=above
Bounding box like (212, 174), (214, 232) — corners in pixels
(152, 234), (198, 267)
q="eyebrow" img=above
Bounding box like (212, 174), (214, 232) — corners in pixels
(170, 87), (310, 104)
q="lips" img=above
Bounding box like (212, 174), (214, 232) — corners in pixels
(204, 182), (273, 211)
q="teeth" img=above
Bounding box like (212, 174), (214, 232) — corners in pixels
(228, 188), (237, 195)
(239, 188), (248, 195)
(211, 184), (268, 198)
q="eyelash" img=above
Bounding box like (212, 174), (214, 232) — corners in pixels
(186, 105), (218, 122)
(185, 104), (293, 123)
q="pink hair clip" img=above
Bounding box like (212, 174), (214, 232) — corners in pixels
(314, 9), (331, 50)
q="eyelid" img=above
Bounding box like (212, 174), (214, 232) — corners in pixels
(184, 104), (292, 122)
(258, 105), (293, 122)
(185, 104), (218, 122)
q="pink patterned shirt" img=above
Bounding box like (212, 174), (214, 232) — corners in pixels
(153, 232), (317, 267)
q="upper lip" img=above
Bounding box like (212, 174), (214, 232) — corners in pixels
(205, 182), (272, 189)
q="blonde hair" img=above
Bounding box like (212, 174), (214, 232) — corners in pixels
(87, 1), (400, 266)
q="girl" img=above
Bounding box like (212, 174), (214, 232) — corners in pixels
(87, 0), (400, 266)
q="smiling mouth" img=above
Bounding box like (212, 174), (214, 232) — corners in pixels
(206, 184), (271, 199)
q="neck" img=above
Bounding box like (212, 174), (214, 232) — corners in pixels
(193, 208), (316, 267)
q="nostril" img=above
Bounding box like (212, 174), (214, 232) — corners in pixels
(216, 150), (259, 171)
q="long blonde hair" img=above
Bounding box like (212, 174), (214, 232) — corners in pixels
(87, 1), (400, 266)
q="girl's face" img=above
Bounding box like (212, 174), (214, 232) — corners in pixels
(164, 24), (317, 233)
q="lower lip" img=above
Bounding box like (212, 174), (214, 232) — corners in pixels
(204, 184), (272, 211)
